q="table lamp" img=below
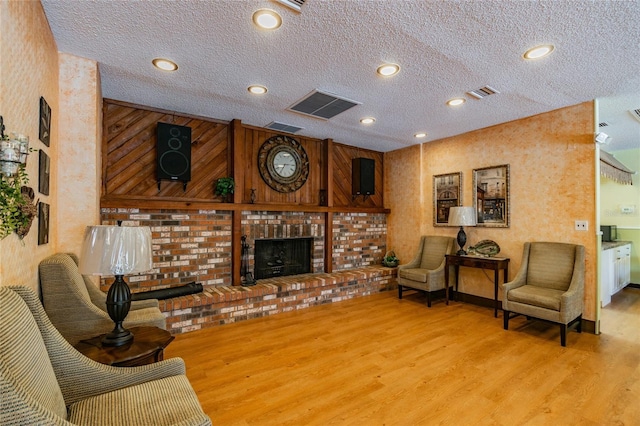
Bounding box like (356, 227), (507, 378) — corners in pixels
(448, 206), (477, 255)
(79, 225), (152, 346)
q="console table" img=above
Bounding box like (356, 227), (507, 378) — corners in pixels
(445, 254), (510, 317)
(74, 326), (174, 367)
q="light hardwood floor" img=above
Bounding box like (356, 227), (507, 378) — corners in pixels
(166, 288), (640, 425)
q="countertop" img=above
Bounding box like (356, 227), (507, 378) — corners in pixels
(602, 241), (632, 250)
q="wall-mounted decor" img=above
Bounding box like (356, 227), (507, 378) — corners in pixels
(38, 150), (50, 195)
(39, 97), (51, 147)
(38, 202), (50, 245)
(473, 164), (510, 227)
(257, 134), (309, 193)
(433, 172), (462, 226)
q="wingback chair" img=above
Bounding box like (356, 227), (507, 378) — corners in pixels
(502, 242), (585, 346)
(0, 285), (211, 425)
(397, 235), (456, 307)
(39, 253), (166, 346)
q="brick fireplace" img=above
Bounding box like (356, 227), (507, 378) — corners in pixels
(100, 208), (387, 292)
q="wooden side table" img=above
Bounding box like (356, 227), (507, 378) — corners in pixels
(74, 326), (174, 367)
(444, 254), (510, 317)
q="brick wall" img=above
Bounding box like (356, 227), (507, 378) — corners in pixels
(100, 208), (388, 291)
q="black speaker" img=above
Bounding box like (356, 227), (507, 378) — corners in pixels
(352, 158), (375, 195)
(157, 122), (191, 182)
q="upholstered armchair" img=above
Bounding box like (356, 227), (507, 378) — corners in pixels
(0, 286), (211, 425)
(502, 242), (585, 346)
(397, 235), (456, 307)
(39, 253), (166, 346)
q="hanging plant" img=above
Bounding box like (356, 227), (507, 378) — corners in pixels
(0, 166), (36, 240)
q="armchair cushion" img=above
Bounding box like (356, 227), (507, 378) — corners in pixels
(526, 243), (576, 291)
(507, 285), (564, 311)
(398, 268), (431, 283)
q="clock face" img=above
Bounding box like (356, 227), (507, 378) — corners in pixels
(258, 135), (309, 193)
(273, 150), (297, 178)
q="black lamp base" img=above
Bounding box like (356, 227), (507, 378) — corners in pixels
(456, 226), (468, 256)
(103, 275), (133, 347)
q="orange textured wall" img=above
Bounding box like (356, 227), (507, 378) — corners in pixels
(0, 1), (59, 289)
(385, 102), (598, 320)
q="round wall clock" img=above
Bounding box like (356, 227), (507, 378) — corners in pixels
(258, 135), (309, 193)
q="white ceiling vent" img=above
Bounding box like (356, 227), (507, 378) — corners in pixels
(287, 89), (361, 120)
(275, 0), (305, 12)
(265, 121), (304, 134)
(628, 108), (640, 123)
(467, 86), (500, 99)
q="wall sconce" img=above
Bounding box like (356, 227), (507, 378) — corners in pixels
(79, 225), (153, 346)
(0, 117), (30, 177)
(448, 206), (477, 255)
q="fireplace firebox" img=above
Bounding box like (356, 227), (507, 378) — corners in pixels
(254, 237), (313, 279)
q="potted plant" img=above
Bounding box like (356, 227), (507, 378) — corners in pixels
(214, 177), (234, 202)
(382, 251), (399, 267)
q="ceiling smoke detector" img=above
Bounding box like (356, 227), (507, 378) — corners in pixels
(275, 0), (305, 12)
(467, 86), (499, 99)
(288, 89), (361, 120)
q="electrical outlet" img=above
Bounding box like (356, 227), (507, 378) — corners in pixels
(575, 220), (588, 231)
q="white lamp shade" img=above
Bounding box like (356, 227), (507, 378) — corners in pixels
(448, 206), (477, 227)
(79, 225), (153, 276)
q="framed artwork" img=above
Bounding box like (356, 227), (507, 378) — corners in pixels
(473, 164), (510, 227)
(38, 150), (50, 195)
(39, 96), (51, 147)
(38, 202), (50, 245)
(433, 172), (462, 226)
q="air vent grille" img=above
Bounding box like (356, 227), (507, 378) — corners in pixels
(467, 86), (500, 99)
(599, 121), (610, 127)
(265, 121), (304, 134)
(276, 0), (305, 12)
(628, 108), (640, 123)
(288, 90), (361, 120)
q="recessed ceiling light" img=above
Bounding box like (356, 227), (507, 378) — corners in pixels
(523, 44), (555, 60)
(414, 132), (427, 138)
(447, 98), (466, 107)
(252, 9), (282, 30)
(360, 117), (376, 125)
(152, 58), (178, 71)
(376, 63), (400, 77)
(248, 85), (268, 95)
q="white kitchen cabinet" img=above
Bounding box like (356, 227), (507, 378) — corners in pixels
(602, 243), (632, 307)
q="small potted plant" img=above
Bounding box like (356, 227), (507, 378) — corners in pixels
(214, 177), (235, 202)
(382, 250), (399, 267)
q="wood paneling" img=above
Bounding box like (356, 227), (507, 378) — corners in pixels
(332, 143), (384, 208)
(103, 100), (229, 200)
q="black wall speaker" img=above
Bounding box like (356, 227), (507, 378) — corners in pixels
(352, 158), (375, 195)
(157, 122), (191, 182)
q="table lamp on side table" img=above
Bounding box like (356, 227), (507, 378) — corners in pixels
(448, 206), (477, 255)
(79, 225), (153, 346)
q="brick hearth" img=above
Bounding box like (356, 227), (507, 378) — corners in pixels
(159, 266), (397, 334)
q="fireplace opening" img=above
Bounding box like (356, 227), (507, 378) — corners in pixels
(254, 237), (313, 279)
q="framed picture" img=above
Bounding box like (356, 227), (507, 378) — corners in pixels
(473, 164), (510, 227)
(433, 172), (462, 226)
(38, 202), (50, 245)
(39, 96), (51, 147)
(38, 150), (50, 195)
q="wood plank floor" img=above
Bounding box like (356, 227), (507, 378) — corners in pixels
(166, 288), (640, 425)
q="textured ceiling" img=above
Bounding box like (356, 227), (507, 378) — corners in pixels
(41, 0), (640, 152)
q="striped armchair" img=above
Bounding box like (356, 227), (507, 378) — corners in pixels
(502, 242), (585, 346)
(0, 286), (211, 425)
(39, 253), (166, 346)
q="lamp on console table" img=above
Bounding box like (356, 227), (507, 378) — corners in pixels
(448, 206), (477, 255)
(79, 225), (153, 346)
